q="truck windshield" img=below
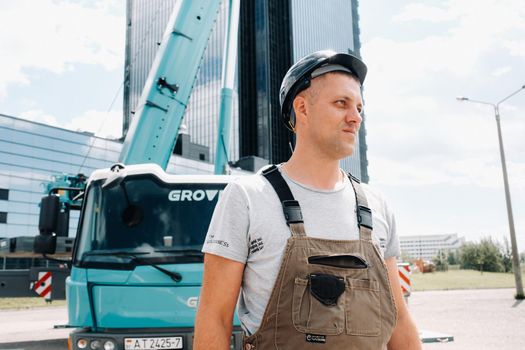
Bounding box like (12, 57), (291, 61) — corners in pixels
(74, 174), (226, 267)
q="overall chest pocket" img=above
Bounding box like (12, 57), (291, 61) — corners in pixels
(345, 278), (381, 336)
(292, 274), (345, 335)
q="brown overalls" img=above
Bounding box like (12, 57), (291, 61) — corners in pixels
(242, 165), (397, 350)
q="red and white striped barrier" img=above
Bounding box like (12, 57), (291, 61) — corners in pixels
(397, 263), (411, 297)
(32, 271), (52, 300)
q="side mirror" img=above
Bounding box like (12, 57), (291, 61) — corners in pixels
(34, 195), (60, 254)
(39, 195), (60, 233)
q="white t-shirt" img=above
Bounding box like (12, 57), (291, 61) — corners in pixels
(201, 166), (400, 335)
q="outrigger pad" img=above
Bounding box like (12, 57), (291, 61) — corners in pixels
(309, 273), (345, 307)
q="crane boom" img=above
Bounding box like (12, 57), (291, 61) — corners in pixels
(119, 0), (222, 168)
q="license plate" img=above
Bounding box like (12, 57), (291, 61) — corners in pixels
(124, 337), (183, 350)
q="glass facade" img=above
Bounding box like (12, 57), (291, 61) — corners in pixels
(0, 113), (219, 240)
(290, 0), (365, 178)
(123, 0), (239, 165)
(239, 0), (293, 164)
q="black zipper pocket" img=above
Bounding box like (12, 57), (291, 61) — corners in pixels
(308, 254), (369, 269)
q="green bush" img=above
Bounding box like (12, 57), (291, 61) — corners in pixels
(459, 237), (505, 273)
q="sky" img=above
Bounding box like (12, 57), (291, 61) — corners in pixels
(359, 0), (525, 251)
(0, 0), (524, 251)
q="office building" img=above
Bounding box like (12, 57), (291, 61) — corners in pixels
(399, 234), (465, 261)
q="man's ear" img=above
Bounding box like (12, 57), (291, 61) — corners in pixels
(292, 95), (308, 128)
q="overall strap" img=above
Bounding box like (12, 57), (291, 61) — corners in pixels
(261, 165), (306, 237)
(347, 173), (373, 241)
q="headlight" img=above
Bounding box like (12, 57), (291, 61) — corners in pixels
(77, 339), (88, 349)
(90, 340), (102, 349)
(104, 340), (116, 350)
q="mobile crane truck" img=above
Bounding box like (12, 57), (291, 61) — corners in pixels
(34, 1), (245, 349)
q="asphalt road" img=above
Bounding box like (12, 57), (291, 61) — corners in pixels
(0, 306), (69, 348)
(0, 339), (67, 350)
(410, 288), (524, 350)
(0, 288), (523, 349)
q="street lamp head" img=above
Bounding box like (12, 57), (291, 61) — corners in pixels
(456, 96), (468, 101)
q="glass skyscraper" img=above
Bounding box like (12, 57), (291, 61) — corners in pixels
(124, 0), (368, 180)
(289, 0), (368, 180)
(123, 0), (239, 165)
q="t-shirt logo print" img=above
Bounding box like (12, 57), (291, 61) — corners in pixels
(206, 234), (229, 248)
(249, 237), (264, 254)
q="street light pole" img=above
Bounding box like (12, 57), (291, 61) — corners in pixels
(457, 85), (525, 299)
(494, 104), (523, 299)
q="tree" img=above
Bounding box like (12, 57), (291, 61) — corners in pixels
(447, 250), (458, 265)
(459, 237), (504, 273)
(460, 242), (482, 271)
(433, 249), (449, 272)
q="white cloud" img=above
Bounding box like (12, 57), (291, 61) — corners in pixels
(362, 0), (525, 191)
(67, 109), (123, 139)
(491, 66), (512, 77)
(19, 110), (60, 126)
(503, 40), (525, 57)
(0, 0), (124, 98)
(369, 152), (525, 191)
(365, 0), (525, 82)
(392, 3), (456, 23)
(19, 109), (122, 139)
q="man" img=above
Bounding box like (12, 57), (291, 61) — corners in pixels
(194, 50), (421, 349)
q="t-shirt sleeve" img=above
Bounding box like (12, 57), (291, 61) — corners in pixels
(201, 180), (249, 264)
(383, 199), (400, 259)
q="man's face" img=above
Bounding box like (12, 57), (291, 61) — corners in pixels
(296, 72), (363, 160)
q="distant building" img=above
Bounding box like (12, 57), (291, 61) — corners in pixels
(400, 234), (465, 261)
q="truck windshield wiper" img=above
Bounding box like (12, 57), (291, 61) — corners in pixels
(82, 250), (151, 257)
(154, 248), (203, 256)
(82, 250), (182, 282)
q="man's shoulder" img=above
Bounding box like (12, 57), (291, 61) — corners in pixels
(359, 182), (386, 202)
(227, 170), (275, 202)
(355, 181), (392, 214)
(230, 172), (268, 190)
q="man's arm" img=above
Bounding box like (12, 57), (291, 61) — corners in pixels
(193, 253), (245, 350)
(385, 257), (422, 350)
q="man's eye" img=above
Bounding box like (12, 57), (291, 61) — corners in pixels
(336, 100), (345, 106)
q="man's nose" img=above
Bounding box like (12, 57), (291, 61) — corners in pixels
(346, 105), (363, 125)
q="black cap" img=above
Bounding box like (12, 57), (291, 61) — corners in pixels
(279, 50), (367, 131)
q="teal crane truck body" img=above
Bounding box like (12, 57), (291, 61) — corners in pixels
(34, 1), (243, 349)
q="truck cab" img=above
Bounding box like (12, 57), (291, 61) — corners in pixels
(66, 163), (243, 350)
